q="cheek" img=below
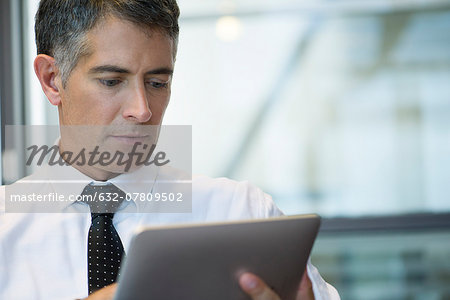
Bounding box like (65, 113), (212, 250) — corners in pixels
(155, 97), (170, 112)
(64, 90), (122, 125)
(90, 104), (121, 125)
(150, 98), (170, 122)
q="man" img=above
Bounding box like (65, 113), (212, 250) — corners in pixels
(0, 1), (339, 299)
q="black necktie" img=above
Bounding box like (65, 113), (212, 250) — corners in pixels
(81, 182), (126, 294)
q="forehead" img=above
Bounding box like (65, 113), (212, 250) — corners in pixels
(77, 17), (175, 72)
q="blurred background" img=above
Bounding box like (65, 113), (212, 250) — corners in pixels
(1, 0), (450, 299)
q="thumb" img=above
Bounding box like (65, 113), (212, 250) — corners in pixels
(239, 273), (280, 300)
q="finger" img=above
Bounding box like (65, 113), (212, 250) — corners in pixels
(239, 273), (281, 300)
(296, 269), (314, 300)
(86, 283), (117, 300)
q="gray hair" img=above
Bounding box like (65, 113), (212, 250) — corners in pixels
(35, 0), (180, 86)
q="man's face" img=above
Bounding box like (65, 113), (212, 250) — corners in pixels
(55, 17), (175, 178)
(58, 17), (175, 128)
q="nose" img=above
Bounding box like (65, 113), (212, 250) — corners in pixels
(122, 83), (152, 123)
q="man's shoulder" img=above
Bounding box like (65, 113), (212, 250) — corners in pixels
(191, 174), (284, 219)
(0, 185), (4, 213)
(154, 165), (258, 196)
(0, 169), (57, 215)
(192, 174), (258, 196)
(0, 173), (37, 212)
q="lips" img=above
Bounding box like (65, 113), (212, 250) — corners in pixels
(108, 134), (151, 145)
(110, 135), (149, 138)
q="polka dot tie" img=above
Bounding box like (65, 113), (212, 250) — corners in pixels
(81, 182), (126, 294)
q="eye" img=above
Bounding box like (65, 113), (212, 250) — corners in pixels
(99, 79), (121, 87)
(147, 80), (168, 89)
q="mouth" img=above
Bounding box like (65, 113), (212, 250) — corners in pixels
(108, 134), (151, 145)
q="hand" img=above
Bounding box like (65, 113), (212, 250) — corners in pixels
(239, 269), (315, 300)
(83, 284), (117, 300)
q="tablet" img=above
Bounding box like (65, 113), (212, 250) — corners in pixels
(114, 214), (321, 300)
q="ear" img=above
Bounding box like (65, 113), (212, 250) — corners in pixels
(34, 54), (63, 106)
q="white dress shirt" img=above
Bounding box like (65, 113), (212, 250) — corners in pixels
(0, 163), (339, 300)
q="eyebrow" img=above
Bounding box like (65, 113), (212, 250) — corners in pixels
(88, 65), (173, 75)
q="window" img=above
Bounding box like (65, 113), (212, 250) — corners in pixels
(20, 0), (450, 217)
